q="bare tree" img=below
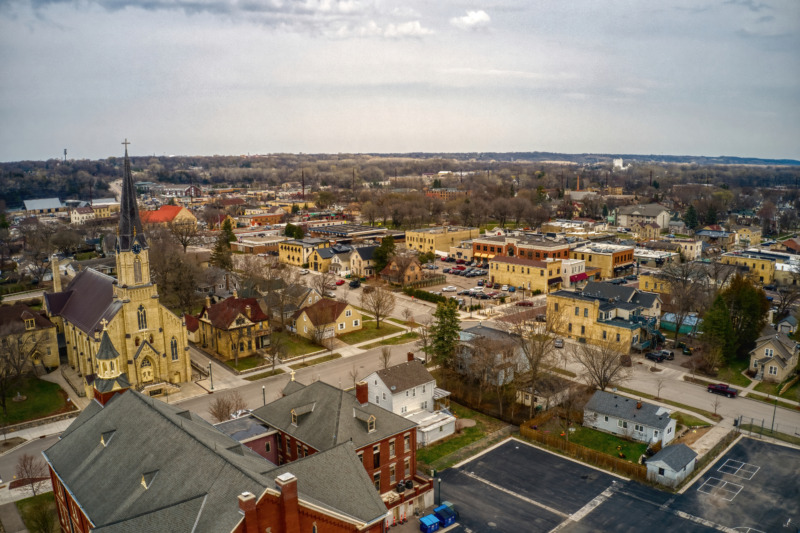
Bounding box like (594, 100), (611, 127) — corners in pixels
(557, 386), (586, 443)
(208, 391), (248, 422)
(348, 363), (360, 389)
(0, 329), (45, 416)
(573, 339), (631, 391)
(416, 316), (432, 363)
(402, 308), (414, 329)
(659, 262), (703, 340)
(312, 270), (337, 295)
(15, 453), (48, 496)
(655, 378), (666, 400)
(167, 220), (200, 253)
(468, 337), (499, 406)
(698, 344), (724, 376)
(712, 395), (722, 416)
(379, 346), (392, 369)
(361, 286), (396, 329)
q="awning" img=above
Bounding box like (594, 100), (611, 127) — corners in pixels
(487, 254), (496, 259)
(477, 253), (486, 258)
(570, 272), (588, 282)
(548, 277), (562, 285)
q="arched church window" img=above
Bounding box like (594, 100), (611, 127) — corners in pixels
(171, 337), (179, 361)
(137, 306), (147, 330)
(135, 337), (141, 347)
(149, 334), (154, 344)
(141, 358), (152, 368)
(133, 257), (142, 284)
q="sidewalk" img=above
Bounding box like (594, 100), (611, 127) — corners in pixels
(0, 501), (28, 533)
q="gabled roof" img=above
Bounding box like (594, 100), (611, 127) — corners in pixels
(585, 391), (672, 430)
(251, 380), (416, 451)
(580, 281), (660, 309)
(24, 198), (62, 211)
(200, 296), (269, 330)
(296, 299), (350, 327)
(0, 303), (56, 335)
(140, 205), (185, 224)
(618, 204), (668, 217)
(44, 268), (122, 336)
(354, 245), (379, 261)
(371, 360), (435, 394)
(647, 443), (697, 471)
(183, 314), (200, 333)
(751, 331), (798, 366)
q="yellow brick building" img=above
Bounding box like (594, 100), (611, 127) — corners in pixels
(279, 238), (330, 266)
(488, 257), (563, 293)
(0, 304), (60, 370)
(292, 299), (362, 340)
(195, 296), (271, 361)
(735, 227), (762, 247)
(638, 273), (671, 296)
(405, 226), (480, 254)
(720, 252), (776, 285)
(570, 243), (635, 280)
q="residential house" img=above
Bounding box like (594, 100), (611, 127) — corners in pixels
(488, 256), (563, 293)
(734, 226), (762, 247)
(278, 238), (330, 267)
(238, 205), (286, 226)
(329, 248), (355, 277)
(140, 204), (197, 226)
(250, 379), (434, 524)
(457, 325), (528, 386)
(632, 222), (662, 242)
(749, 330), (799, 383)
(616, 204), (670, 230)
(776, 316), (797, 335)
(646, 444), (698, 488)
(0, 303), (60, 370)
(44, 387), (388, 533)
(263, 284), (322, 323)
(291, 299), (361, 340)
(584, 390), (676, 446)
(365, 353), (456, 446)
(695, 228), (736, 253)
(547, 281), (663, 353)
(380, 256), (424, 286)
(351, 245), (379, 277)
(70, 206), (96, 225)
(308, 243), (352, 273)
(195, 295), (271, 361)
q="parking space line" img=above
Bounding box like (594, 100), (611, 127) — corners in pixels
(717, 459), (760, 480)
(461, 471), (570, 519)
(549, 482), (620, 532)
(697, 477), (743, 501)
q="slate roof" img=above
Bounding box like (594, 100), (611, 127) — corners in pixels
(200, 296), (269, 330)
(580, 281), (660, 309)
(45, 390), (386, 532)
(295, 299), (350, 327)
(251, 380), (417, 451)
(354, 245), (379, 261)
(585, 391), (672, 430)
(647, 443), (697, 471)
(95, 330), (119, 361)
(0, 304), (56, 335)
(93, 373), (131, 393)
(24, 198), (63, 211)
(44, 268), (122, 336)
(372, 360), (435, 394)
(183, 314), (199, 333)
(116, 146), (147, 252)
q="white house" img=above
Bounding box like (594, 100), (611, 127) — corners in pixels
(646, 444), (697, 488)
(457, 325), (529, 386)
(365, 353), (456, 446)
(583, 391), (676, 446)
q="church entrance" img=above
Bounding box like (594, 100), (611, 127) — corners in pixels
(141, 358), (154, 383)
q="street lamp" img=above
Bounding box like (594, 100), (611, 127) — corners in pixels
(262, 385), (266, 406)
(208, 362), (214, 391)
(770, 394), (778, 434)
(469, 297), (473, 318)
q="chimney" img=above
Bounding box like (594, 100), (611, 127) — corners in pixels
(51, 254), (62, 293)
(276, 473), (301, 533)
(237, 492), (259, 533)
(356, 381), (368, 406)
(245, 305), (251, 318)
(205, 295), (212, 308)
(233, 288), (238, 299)
(407, 352), (414, 363)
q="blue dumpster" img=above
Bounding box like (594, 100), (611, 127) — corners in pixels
(433, 505), (457, 527)
(419, 514), (441, 533)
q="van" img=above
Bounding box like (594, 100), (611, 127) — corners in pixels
(659, 349), (675, 360)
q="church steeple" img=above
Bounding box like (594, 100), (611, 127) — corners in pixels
(116, 139), (147, 253)
(92, 321), (131, 406)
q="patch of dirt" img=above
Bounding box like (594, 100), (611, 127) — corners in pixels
(455, 419), (476, 430)
(649, 367), (663, 373)
(0, 437), (25, 452)
(674, 426), (711, 446)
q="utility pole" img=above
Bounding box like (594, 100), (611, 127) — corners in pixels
(63, 149), (67, 162)
(301, 169), (305, 207)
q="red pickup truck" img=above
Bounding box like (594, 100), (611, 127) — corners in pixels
(707, 383), (738, 398)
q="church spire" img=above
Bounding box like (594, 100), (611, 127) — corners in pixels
(117, 139), (147, 252)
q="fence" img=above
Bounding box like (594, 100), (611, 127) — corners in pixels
(520, 411), (648, 482)
(737, 416), (800, 446)
(405, 275), (446, 289)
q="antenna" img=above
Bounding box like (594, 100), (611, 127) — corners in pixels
(63, 149), (67, 162)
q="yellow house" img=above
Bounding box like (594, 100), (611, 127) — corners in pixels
(736, 226), (762, 247)
(639, 272), (672, 296)
(195, 295), (271, 361)
(632, 222), (661, 242)
(488, 256), (562, 294)
(292, 299), (362, 341)
(719, 252), (776, 285)
(308, 244), (352, 273)
(570, 243), (635, 280)
(279, 238), (330, 267)
(0, 303), (60, 370)
(405, 226), (480, 254)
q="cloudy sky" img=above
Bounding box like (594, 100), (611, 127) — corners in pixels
(1, 0), (798, 161)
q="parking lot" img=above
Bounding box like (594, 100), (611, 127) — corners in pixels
(438, 437), (799, 533)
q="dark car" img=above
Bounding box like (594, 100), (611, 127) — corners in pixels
(645, 352), (666, 362)
(707, 383), (737, 398)
(349, 280), (361, 288)
(659, 349), (675, 360)
(682, 346), (693, 355)
(443, 268), (452, 273)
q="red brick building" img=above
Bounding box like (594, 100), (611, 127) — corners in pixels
(472, 234), (570, 262)
(251, 379), (434, 525)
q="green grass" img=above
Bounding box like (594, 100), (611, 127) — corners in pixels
(223, 356), (266, 372)
(243, 369), (286, 381)
(549, 367), (577, 378)
(2, 377), (76, 426)
(616, 386), (721, 421)
(714, 359), (752, 388)
(754, 378), (799, 400)
(415, 402), (507, 468)
(740, 424), (800, 446)
(16, 493), (57, 532)
(567, 426), (649, 460)
(746, 392), (798, 411)
(273, 331), (324, 358)
(671, 411), (711, 428)
(338, 320), (403, 345)
(360, 332), (419, 350)
(289, 353), (342, 370)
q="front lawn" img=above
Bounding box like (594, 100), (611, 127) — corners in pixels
(616, 386), (721, 421)
(714, 359), (752, 388)
(754, 377), (799, 400)
(3, 377), (76, 426)
(671, 411), (711, 428)
(360, 332), (419, 350)
(566, 426), (649, 461)
(338, 320), (403, 345)
(272, 331), (324, 358)
(243, 369), (285, 382)
(224, 356), (266, 372)
(16, 492), (58, 532)
(288, 353), (342, 370)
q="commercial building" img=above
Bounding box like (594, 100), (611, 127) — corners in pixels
(488, 256), (563, 293)
(570, 243), (635, 280)
(615, 204), (670, 230)
(720, 251), (777, 285)
(472, 234), (570, 262)
(405, 226), (480, 255)
(278, 238), (330, 266)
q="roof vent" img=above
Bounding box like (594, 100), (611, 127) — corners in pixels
(141, 470), (158, 490)
(100, 430), (116, 447)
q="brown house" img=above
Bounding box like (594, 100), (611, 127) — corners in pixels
(196, 295), (270, 360)
(379, 257), (424, 286)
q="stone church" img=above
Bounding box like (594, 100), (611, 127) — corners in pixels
(45, 142), (191, 397)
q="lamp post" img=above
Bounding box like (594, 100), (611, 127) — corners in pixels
(469, 297), (473, 318)
(208, 362), (214, 391)
(770, 394), (778, 434)
(262, 385), (266, 406)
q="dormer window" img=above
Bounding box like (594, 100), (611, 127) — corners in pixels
(24, 318), (36, 330)
(765, 348), (773, 358)
(368, 415), (376, 432)
(291, 410), (298, 425)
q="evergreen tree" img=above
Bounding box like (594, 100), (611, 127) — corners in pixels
(602, 205), (609, 219)
(722, 275), (769, 360)
(705, 205), (717, 226)
(373, 236), (395, 274)
(429, 299), (461, 369)
(701, 295), (737, 362)
(683, 205), (699, 229)
(209, 233), (233, 271)
(221, 218), (236, 243)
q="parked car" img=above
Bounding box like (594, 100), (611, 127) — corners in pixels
(508, 286), (516, 293)
(554, 338), (564, 349)
(323, 290), (336, 298)
(335, 279), (345, 286)
(659, 349), (675, 360)
(456, 259), (466, 265)
(493, 283), (501, 289)
(299, 269), (309, 275)
(764, 284), (777, 291)
(645, 352), (666, 362)
(443, 268), (452, 273)
(515, 301), (535, 307)
(707, 383), (738, 398)
(477, 280), (484, 286)
(349, 280), (361, 288)
(625, 274), (638, 281)
(682, 346), (693, 355)
(442, 285), (458, 292)
(458, 289), (471, 295)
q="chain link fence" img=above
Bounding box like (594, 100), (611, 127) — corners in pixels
(736, 415), (800, 446)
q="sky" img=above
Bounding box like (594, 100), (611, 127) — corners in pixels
(1, 0), (798, 162)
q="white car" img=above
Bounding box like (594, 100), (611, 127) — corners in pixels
(501, 284), (509, 291)
(299, 269), (309, 275)
(442, 285), (458, 292)
(471, 287), (484, 293)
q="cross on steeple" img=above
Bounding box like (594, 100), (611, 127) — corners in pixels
(122, 138), (130, 149)
(100, 318), (109, 331)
